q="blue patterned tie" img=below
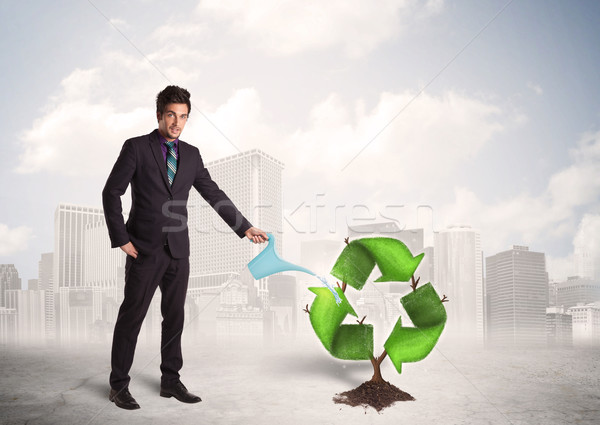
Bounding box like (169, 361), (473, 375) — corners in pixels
(165, 141), (177, 186)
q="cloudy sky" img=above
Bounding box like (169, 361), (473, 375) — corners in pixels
(1, 0), (599, 284)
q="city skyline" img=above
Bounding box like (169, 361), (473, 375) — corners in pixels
(6, 203), (596, 290)
(2, 217), (600, 346)
(2, 147), (598, 348)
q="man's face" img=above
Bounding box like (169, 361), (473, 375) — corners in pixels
(157, 103), (189, 141)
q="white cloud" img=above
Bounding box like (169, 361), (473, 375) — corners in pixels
(151, 22), (209, 42)
(574, 213), (600, 257)
(205, 88), (504, 243)
(436, 131), (600, 260)
(546, 253), (575, 282)
(13, 0), (452, 178)
(527, 82), (543, 95)
(199, 0), (443, 57)
(15, 68), (272, 176)
(14, 42), (186, 176)
(15, 67), (151, 176)
(108, 18), (128, 28)
(547, 213), (600, 281)
(18, 53), (502, 190)
(425, 0), (445, 15)
(148, 22), (218, 64)
(273, 90), (503, 199)
(184, 87), (276, 159)
(0, 224), (34, 256)
(547, 131), (600, 216)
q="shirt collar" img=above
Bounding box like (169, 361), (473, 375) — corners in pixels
(158, 131), (179, 147)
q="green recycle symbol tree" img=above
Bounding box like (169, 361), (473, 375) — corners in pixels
(306, 237), (448, 384)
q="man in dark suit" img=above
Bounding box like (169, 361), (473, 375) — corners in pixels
(102, 85), (268, 410)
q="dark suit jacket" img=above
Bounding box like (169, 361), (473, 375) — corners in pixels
(102, 129), (252, 258)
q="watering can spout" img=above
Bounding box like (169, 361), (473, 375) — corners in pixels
(247, 233), (314, 279)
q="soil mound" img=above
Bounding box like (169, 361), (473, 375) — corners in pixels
(333, 380), (414, 412)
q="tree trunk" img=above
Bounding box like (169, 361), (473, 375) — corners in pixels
(370, 351), (388, 383)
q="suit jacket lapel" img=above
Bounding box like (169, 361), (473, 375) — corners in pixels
(149, 130), (172, 194)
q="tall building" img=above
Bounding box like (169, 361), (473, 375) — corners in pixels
(38, 253), (55, 341)
(216, 277), (264, 343)
(53, 204), (104, 341)
(575, 248), (597, 280)
(268, 275), (298, 339)
(5, 289), (46, 344)
(567, 302), (600, 346)
(83, 218), (127, 338)
(546, 306), (572, 347)
(57, 286), (103, 343)
(188, 149), (284, 307)
(84, 218), (125, 290)
(53, 204), (104, 290)
(185, 274), (239, 340)
(0, 307), (17, 344)
(0, 265), (20, 344)
(38, 253), (54, 291)
(486, 245), (548, 347)
(555, 277), (600, 309)
(300, 240), (344, 278)
(0, 264), (21, 308)
(574, 216), (599, 280)
(420, 246), (435, 286)
(434, 225), (484, 342)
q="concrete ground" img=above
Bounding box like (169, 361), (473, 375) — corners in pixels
(1, 336), (599, 425)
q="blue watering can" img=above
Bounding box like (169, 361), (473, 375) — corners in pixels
(247, 233), (314, 279)
(247, 233), (342, 304)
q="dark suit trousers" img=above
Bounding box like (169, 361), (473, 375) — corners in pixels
(110, 246), (190, 390)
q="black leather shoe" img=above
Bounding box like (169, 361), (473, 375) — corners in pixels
(109, 387), (140, 410)
(160, 380), (202, 403)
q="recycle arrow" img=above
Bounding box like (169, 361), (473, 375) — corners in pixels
(307, 237), (446, 370)
(384, 283), (447, 373)
(308, 287), (373, 360)
(330, 238), (425, 291)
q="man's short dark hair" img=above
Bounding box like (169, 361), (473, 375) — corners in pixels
(156, 85), (191, 116)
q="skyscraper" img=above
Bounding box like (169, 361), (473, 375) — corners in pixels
(5, 289), (46, 344)
(434, 225), (484, 342)
(188, 149), (284, 306)
(38, 253), (54, 291)
(567, 302), (600, 346)
(0, 264), (21, 308)
(53, 204), (104, 290)
(84, 218), (125, 290)
(83, 218), (126, 338)
(0, 307), (17, 344)
(573, 215), (600, 280)
(546, 306), (572, 347)
(28, 279), (40, 291)
(486, 245), (548, 347)
(58, 286), (103, 343)
(555, 276), (600, 309)
(53, 203), (104, 341)
(0, 264), (21, 344)
(268, 275), (297, 339)
(38, 252), (54, 341)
